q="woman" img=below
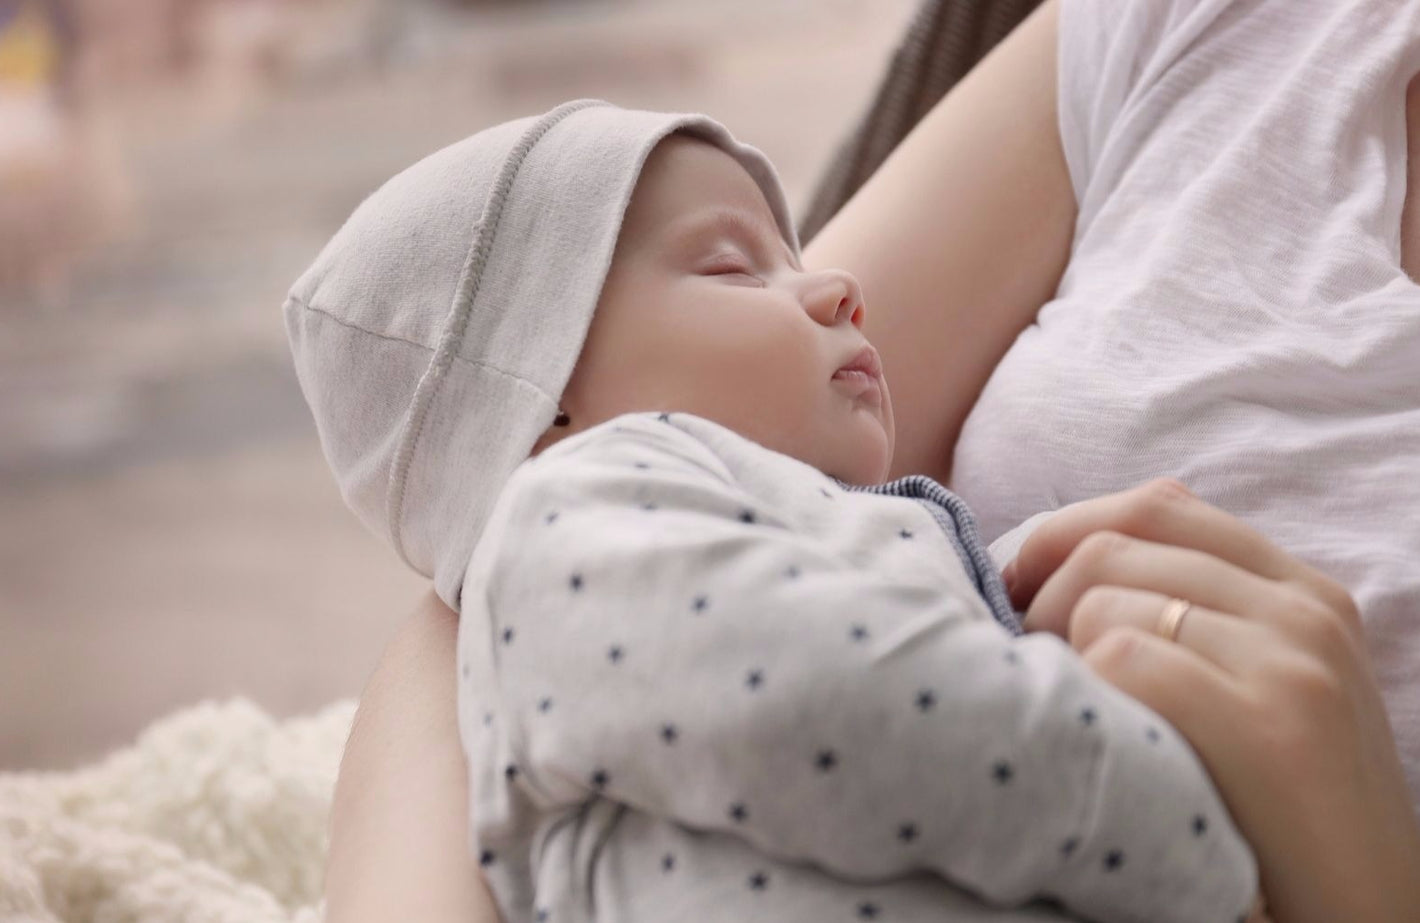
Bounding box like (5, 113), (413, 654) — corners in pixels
(320, 1), (1420, 920)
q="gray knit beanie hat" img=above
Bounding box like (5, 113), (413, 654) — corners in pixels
(284, 98), (802, 610)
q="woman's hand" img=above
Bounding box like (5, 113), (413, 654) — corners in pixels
(324, 590), (503, 923)
(1002, 479), (1420, 923)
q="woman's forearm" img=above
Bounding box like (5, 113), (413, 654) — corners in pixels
(324, 590), (501, 923)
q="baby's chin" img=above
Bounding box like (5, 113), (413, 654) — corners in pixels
(823, 433), (893, 487)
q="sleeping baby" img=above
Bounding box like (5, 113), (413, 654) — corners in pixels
(284, 99), (1264, 923)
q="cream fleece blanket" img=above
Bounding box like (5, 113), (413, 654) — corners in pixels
(0, 697), (355, 923)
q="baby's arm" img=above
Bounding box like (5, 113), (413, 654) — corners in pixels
(470, 415), (1257, 923)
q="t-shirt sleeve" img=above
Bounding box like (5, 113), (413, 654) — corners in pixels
(1057, 0), (1237, 208)
(471, 414), (1257, 923)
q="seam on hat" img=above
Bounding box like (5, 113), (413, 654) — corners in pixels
(384, 98), (607, 572)
(290, 293), (551, 388)
(288, 293), (435, 353)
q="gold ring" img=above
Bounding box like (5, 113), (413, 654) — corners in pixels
(1157, 597), (1193, 643)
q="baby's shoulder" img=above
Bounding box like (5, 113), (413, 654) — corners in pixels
(521, 411), (743, 485)
(466, 412), (765, 600)
(481, 412), (745, 536)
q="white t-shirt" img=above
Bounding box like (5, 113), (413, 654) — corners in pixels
(951, 0), (1420, 813)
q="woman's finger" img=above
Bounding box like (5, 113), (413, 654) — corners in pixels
(1076, 625), (1252, 784)
(1022, 530), (1313, 640)
(1006, 479), (1287, 601)
(1005, 479), (1353, 627)
(1066, 585), (1274, 678)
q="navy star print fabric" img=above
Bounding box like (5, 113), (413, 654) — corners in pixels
(456, 412), (1257, 923)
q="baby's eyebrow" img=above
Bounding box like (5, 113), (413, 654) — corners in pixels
(667, 206), (800, 270)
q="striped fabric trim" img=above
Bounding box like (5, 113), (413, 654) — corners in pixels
(837, 475), (1023, 635)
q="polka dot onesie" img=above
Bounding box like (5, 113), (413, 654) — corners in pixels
(456, 411), (1258, 923)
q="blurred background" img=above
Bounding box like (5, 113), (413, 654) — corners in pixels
(0, 0), (917, 771)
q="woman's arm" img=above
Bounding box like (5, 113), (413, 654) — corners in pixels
(801, 0), (1074, 486)
(1005, 479), (1420, 923)
(324, 590), (501, 923)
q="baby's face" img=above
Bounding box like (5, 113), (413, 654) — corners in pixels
(535, 134), (894, 484)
